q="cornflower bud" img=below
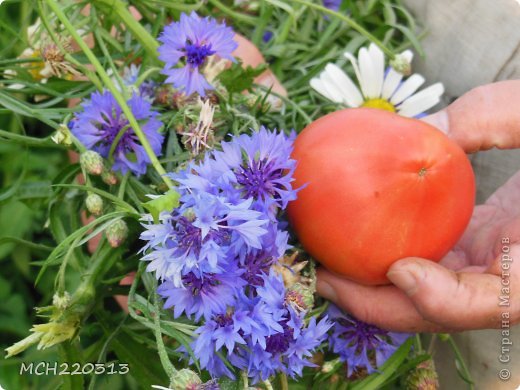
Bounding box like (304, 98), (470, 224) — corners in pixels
(80, 151), (104, 175)
(85, 193), (103, 216)
(101, 168), (118, 185)
(106, 220), (128, 248)
(405, 359), (439, 390)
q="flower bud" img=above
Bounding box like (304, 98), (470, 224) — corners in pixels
(80, 151), (104, 175)
(390, 52), (412, 76)
(405, 359), (439, 390)
(321, 357), (341, 373)
(287, 282), (314, 309)
(106, 220), (128, 248)
(52, 292), (71, 311)
(169, 368), (202, 390)
(85, 193), (103, 216)
(51, 124), (73, 146)
(101, 168), (118, 185)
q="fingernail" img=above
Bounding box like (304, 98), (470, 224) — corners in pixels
(387, 268), (419, 296)
(316, 279), (337, 302)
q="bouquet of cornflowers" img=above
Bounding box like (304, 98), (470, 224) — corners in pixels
(0, 1), (470, 389)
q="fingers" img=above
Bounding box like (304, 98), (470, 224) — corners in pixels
(232, 34), (287, 97)
(317, 268), (444, 332)
(386, 258), (507, 330)
(423, 80), (520, 153)
(317, 255), (519, 332)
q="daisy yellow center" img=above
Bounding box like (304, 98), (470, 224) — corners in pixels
(361, 98), (396, 112)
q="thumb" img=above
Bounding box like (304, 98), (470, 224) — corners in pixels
(421, 80), (520, 153)
(387, 258), (504, 330)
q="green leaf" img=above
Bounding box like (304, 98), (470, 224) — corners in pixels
(59, 341), (84, 390)
(388, 23), (425, 57)
(0, 201), (34, 260)
(351, 337), (414, 390)
(36, 211), (130, 284)
(217, 61), (267, 95)
(107, 328), (168, 388)
(142, 189), (180, 223)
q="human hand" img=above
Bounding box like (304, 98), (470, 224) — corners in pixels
(317, 80), (520, 332)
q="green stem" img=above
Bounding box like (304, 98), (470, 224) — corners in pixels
(153, 288), (177, 378)
(446, 335), (474, 388)
(91, 11), (127, 94)
(136, 67), (162, 87)
(108, 124), (131, 160)
(241, 371), (249, 389)
(118, 172), (130, 199)
(279, 373), (289, 390)
(208, 0), (258, 25)
(288, 0), (395, 59)
(415, 333), (423, 353)
(427, 334), (437, 355)
(45, 0), (173, 189)
(0, 129), (66, 148)
(93, 0), (159, 59)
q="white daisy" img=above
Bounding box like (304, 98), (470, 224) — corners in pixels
(310, 43), (444, 117)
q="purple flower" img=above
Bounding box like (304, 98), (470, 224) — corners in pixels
(158, 11), (237, 96)
(323, 0), (342, 11)
(140, 191), (268, 286)
(189, 272), (332, 383)
(214, 127), (299, 214)
(71, 90), (163, 176)
(120, 64), (157, 100)
(326, 305), (410, 376)
(158, 265), (245, 321)
(262, 31), (273, 43)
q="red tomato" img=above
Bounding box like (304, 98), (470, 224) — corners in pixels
(287, 108), (475, 285)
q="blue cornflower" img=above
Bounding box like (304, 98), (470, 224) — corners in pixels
(157, 264), (245, 321)
(120, 64), (157, 100)
(326, 305), (410, 376)
(190, 272), (332, 383)
(262, 31), (274, 43)
(71, 90), (163, 175)
(140, 190), (268, 286)
(323, 0), (342, 11)
(158, 11), (237, 96)
(214, 127), (299, 214)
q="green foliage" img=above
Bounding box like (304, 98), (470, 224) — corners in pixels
(142, 189), (180, 224)
(218, 61), (267, 95)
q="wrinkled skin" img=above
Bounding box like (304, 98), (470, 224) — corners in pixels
(317, 80), (520, 332)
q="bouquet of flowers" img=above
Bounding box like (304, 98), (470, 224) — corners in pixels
(0, 1), (470, 389)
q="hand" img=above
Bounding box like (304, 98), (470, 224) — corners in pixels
(317, 80), (520, 332)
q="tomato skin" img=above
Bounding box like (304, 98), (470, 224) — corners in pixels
(287, 108), (475, 285)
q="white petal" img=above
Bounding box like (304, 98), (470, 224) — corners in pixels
(324, 63), (363, 107)
(390, 74), (425, 105)
(368, 43), (385, 97)
(397, 83), (445, 117)
(381, 68), (403, 99)
(310, 74), (342, 103)
(357, 46), (383, 99)
(343, 51), (363, 89)
(320, 69), (355, 105)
